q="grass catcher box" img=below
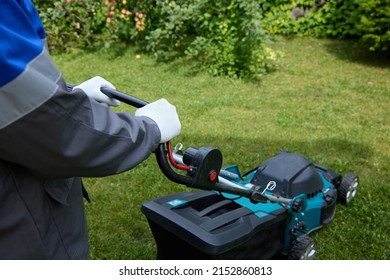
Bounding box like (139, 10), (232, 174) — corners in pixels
(141, 191), (288, 259)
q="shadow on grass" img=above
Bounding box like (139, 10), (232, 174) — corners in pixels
(324, 39), (390, 68)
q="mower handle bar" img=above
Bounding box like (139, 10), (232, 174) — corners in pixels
(66, 83), (194, 187)
(99, 87), (276, 200)
(69, 83), (292, 204)
(102, 86), (293, 204)
(100, 87), (148, 108)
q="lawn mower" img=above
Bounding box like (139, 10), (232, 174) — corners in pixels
(100, 87), (359, 260)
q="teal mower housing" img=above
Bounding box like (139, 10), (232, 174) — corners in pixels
(141, 150), (358, 260)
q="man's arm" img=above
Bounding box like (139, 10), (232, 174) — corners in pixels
(0, 78), (161, 179)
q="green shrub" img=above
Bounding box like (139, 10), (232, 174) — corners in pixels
(35, 0), (106, 52)
(262, 0), (390, 52)
(146, 0), (279, 79)
(353, 0), (390, 51)
(261, 0), (352, 37)
(143, 0), (192, 60)
(35, 0), (145, 51)
(187, 0), (274, 78)
(102, 0), (156, 45)
(35, 0), (278, 79)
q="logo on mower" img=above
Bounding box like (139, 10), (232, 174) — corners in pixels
(266, 181), (277, 191)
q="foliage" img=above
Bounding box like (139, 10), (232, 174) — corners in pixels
(143, 0), (192, 60)
(261, 0), (390, 51)
(145, 0), (278, 79)
(35, 0), (148, 51)
(261, 0), (357, 37)
(35, 0), (389, 73)
(353, 0), (390, 51)
(186, 0), (277, 78)
(35, 0), (278, 79)
(35, 0), (105, 52)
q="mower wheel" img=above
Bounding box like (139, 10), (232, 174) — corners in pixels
(288, 235), (316, 260)
(338, 173), (359, 205)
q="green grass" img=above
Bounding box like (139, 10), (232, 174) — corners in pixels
(54, 37), (390, 260)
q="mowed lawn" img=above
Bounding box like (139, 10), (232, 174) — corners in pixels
(54, 36), (390, 260)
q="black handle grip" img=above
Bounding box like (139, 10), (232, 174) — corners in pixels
(66, 83), (148, 108)
(84, 84), (193, 187)
(100, 87), (148, 108)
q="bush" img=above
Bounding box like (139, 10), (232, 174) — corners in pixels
(188, 0), (275, 78)
(262, 0), (390, 52)
(261, 0), (357, 37)
(143, 0), (192, 60)
(146, 0), (279, 79)
(36, 0), (105, 52)
(35, 0), (146, 52)
(35, 0), (279, 79)
(353, 0), (390, 51)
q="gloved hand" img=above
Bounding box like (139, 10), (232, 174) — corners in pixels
(73, 76), (120, 107)
(135, 99), (181, 143)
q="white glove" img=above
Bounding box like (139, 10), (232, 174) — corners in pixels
(135, 99), (181, 143)
(73, 76), (120, 107)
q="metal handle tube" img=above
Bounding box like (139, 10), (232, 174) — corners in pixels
(215, 179), (292, 204)
(172, 152), (293, 204)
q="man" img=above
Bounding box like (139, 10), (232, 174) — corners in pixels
(0, 0), (181, 259)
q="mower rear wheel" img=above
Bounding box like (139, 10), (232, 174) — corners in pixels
(288, 235), (316, 260)
(338, 173), (359, 204)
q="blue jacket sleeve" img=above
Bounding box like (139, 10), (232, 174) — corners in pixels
(0, 0), (46, 87)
